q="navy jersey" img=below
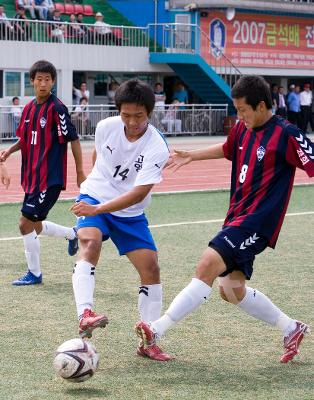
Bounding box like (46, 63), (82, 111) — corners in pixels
(223, 115), (314, 248)
(16, 94), (79, 193)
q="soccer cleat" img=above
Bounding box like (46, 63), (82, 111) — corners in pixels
(79, 309), (108, 339)
(68, 227), (79, 256)
(12, 270), (42, 286)
(135, 321), (173, 362)
(280, 321), (310, 363)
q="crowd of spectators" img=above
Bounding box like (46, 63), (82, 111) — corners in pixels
(0, 3), (123, 44)
(271, 82), (314, 132)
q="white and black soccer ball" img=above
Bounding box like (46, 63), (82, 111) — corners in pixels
(53, 338), (99, 383)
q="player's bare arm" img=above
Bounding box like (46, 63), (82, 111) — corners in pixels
(167, 143), (225, 172)
(92, 148), (97, 166)
(70, 139), (86, 187)
(71, 184), (154, 217)
(0, 162), (11, 189)
(0, 140), (21, 161)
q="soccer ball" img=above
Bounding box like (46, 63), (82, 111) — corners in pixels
(53, 338), (99, 383)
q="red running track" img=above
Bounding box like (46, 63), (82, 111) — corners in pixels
(0, 138), (312, 203)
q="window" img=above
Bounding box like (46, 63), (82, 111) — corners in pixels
(94, 74), (107, 96)
(24, 73), (33, 97)
(4, 72), (21, 97)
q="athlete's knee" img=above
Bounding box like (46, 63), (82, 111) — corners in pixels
(195, 248), (226, 286)
(19, 216), (34, 235)
(218, 276), (246, 304)
(79, 237), (102, 260)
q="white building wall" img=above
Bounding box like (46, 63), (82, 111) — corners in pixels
(0, 42), (172, 105)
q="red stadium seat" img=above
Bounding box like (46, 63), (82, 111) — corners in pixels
(74, 4), (84, 15)
(64, 4), (75, 15)
(83, 5), (94, 16)
(54, 3), (65, 13)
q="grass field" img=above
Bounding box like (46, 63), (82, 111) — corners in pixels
(0, 186), (313, 400)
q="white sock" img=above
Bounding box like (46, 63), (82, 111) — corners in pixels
(237, 287), (296, 336)
(23, 230), (41, 277)
(72, 260), (95, 319)
(138, 284), (162, 323)
(151, 278), (212, 338)
(41, 221), (75, 240)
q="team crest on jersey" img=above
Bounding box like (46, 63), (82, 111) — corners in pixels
(256, 146), (266, 162)
(40, 117), (47, 128)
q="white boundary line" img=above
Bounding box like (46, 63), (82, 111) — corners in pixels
(1, 210), (313, 241)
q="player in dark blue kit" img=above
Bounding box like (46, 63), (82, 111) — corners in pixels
(136, 75), (314, 363)
(0, 60), (85, 285)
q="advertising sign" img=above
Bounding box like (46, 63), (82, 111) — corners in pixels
(200, 11), (314, 69)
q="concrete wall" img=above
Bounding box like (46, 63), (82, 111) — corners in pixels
(0, 41), (172, 105)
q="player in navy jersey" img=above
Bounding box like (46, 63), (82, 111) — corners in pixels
(136, 75), (314, 364)
(70, 79), (171, 361)
(0, 60), (85, 286)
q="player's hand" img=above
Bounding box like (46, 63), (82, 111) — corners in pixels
(0, 171), (10, 189)
(76, 171), (87, 187)
(166, 149), (193, 172)
(0, 150), (9, 162)
(70, 201), (100, 217)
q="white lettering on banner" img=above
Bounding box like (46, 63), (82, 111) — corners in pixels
(233, 20), (265, 45)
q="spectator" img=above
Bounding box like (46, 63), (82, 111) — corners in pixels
(107, 81), (119, 106)
(43, 0), (54, 19)
(73, 82), (90, 105)
(10, 96), (22, 138)
(161, 99), (182, 134)
(34, 0), (48, 20)
(172, 82), (188, 108)
(300, 83), (313, 132)
(93, 12), (113, 45)
(18, 0), (36, 20)
(287, 85), (301, 127)
(72, 96), (90, 136)
(68, 13), (85, 39)
(0, 4), (14, 40)
(49, 9), (65, 43)
(14, 6), (32, 41)
(271, 83), (279, 114)
(154, 82), (166, 107)
(76, 13), (89, 43)
(276, 86), (287, 118)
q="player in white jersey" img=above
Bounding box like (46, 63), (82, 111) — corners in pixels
(70, 79), (171, 361)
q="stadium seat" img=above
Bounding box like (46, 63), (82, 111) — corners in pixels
(74, 4), (84, 15)
(83, 5), (94, 16)
(54, 3), (65, 13)
(64, 4), (75, 15)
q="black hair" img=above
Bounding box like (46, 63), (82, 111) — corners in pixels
(115, 79), (155, 115)
(29, 60), (57, 81)
(231, 75), (272, 110)
(12, 96), (19, 102)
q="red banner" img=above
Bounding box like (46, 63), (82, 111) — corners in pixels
(200, 11), (314, 69)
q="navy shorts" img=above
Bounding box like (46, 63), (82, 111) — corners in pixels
(209, 226), (268, 279)
(76, 194), (157, 256)
(21, 185), (62, 222)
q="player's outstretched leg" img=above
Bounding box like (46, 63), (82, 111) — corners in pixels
(79, 309), (109, 339)
(280, 321), (310, 363)
(40, 222), (79, 256)
(135, 321), (172, 362)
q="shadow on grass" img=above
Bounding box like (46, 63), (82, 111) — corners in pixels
(65, 387), (109, 397)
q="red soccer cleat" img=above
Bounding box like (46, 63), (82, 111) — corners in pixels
(135, 321), (173, 362)
(79, 309), (108, 339)
(280, 321), (310, 363)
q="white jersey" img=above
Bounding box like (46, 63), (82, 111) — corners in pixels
(80, 116), (169, 217)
